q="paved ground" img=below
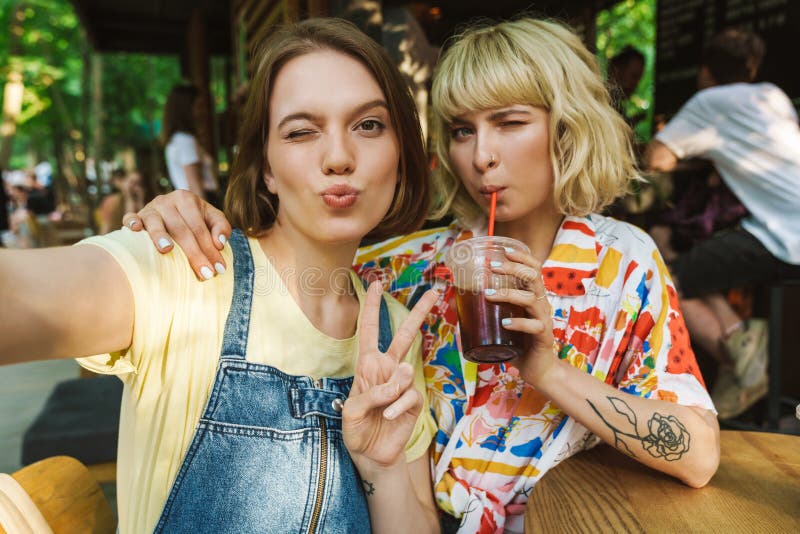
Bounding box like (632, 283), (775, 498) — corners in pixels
(0, 359), (78, 474)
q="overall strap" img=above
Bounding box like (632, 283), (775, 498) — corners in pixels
(362, 280), (393, 353)
(220, 229), (254, 359)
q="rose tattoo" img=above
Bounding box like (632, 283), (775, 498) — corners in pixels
(587, 396), (690, 461)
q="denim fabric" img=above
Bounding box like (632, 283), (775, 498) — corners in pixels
(154, 229), (391, 533)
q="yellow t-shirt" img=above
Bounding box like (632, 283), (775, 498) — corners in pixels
(76, 229), (435, 534)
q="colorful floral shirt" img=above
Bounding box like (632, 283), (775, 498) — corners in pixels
(355, 214), (715, 534)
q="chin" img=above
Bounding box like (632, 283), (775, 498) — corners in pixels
(314, 222), (376, 246)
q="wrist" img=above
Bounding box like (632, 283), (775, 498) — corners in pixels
(523, 355), (565, 394)
(351, 453), (405, 477)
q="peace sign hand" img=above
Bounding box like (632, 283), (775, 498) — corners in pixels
(342, 282), (439, 469)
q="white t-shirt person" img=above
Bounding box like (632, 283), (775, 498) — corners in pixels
(165, 132), (217, 194)
(656, 82), (800, 264)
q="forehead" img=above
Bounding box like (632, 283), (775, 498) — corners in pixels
(269, 50), (386, 119)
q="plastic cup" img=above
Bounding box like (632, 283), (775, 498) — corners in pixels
(445, 236), (531, 364)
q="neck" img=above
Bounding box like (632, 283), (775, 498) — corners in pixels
(494, 207), (564, 264)
(258, 221), (360, 297)
(257, 221), (362, 339)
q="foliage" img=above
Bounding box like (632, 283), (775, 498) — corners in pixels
(0, 0), (182, 173)
(596, 0), (656, 142)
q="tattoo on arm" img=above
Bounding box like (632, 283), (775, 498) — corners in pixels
(361, 479), (375, 496)
(587, 396), (690, 461)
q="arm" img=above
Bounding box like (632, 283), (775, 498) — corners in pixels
(182, 163), (206, 199)
(536, 361), (719, 488)
(343, 283), (440, 533)
(487, 250), (720, 488)
(0, 245), (133, 364)
(122, 190), (231, 281)
(644, 140), (679, 172)
(97, 194), (122, 235)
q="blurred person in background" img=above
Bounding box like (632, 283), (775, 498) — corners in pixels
(22, 170), (55, 216)
(162, 84), (220, 207)
(2, 184), (39, 248)
(608, 45), (646, 130)
(96, 168), (150, 235)
(646, 29), (800, 419)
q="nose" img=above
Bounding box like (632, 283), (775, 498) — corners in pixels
(473, 131), (498, 173)
(322, 131), (355, 176)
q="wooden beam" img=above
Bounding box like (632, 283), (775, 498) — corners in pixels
(307, 0), (329, 18)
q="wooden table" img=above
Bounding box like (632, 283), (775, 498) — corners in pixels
(525, 430), (800, 532)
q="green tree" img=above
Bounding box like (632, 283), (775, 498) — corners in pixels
(0, 0), (182, 209)
(596, 0), (656, 142)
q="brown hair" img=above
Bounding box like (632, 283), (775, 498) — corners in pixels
(702, 29), (765, 85)
(225, 18), (429, 239)
(161, 84), (199, 143)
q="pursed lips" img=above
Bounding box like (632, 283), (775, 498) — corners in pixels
(321, 183), (359, 208)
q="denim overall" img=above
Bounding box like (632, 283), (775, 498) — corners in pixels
(154, 229), (392, 533)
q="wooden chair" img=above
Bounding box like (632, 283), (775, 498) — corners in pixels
(0, 456), (114, 534)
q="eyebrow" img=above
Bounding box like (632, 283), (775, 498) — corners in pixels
(488, 108), (532, 121)
(450, 107), (532, 125)
(276, 99), (389, 130)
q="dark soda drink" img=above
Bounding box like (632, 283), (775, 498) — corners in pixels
(455, 288), (527, 363)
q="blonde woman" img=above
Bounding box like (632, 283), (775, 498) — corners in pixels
(126, 17), (720, 534)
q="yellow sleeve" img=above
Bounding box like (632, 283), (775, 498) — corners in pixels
(72, 228), (198, 378)
(384, 296), (436, 463)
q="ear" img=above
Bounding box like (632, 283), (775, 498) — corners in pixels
(263, 165), (277, 194)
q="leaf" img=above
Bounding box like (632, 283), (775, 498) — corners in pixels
(609, 396), (638, 428)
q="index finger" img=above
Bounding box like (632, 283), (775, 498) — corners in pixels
(386, 289), (439, 362)
(358, 281), (383, 355)
(503, 249), (545, 294)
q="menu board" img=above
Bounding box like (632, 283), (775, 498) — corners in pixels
(656, 0), (800, 117)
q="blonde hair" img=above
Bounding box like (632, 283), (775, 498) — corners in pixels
(429, 17), (639, 224)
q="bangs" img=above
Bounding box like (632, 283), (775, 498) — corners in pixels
(433, 29), (547, 122)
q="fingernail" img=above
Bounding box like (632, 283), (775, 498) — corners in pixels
(214, 262), (226, 274)
(158, 237), (172, 250)
(490, 261), (502, 268)
(502, 318), (512, 326)
(383, 408), (395, 419)
(485, 288), (496, 296)
(200, 266), (214, 280)
(504, 247), (514, 253)
(127, 220), (137, 229)
(218, 234), (227, 247)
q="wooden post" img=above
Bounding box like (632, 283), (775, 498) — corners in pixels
(307, 0), (329, 17)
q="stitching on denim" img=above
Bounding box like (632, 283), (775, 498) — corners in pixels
(199, 420), (343, 439)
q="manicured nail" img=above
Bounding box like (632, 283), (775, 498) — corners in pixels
(157, 237), (172, 250)
(484, 288), (497, 296)
(200, 266), (214, 280)
(502, 318), (512, 326)
(127, 219), (137, 229)
(218, 234), (227, 247)
(383, 408), (395, 419)
(504, 247), (514, 253)
(214, 262), (226, 274)
(490, 261), (502, 268)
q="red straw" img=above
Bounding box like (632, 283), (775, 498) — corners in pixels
(488, 191), (497, 236)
